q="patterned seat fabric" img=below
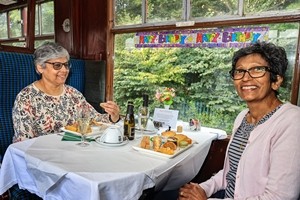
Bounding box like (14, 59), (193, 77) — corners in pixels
(0, 51), (85, 199)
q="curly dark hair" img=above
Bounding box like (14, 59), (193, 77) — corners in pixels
(231, 41), (288, 83)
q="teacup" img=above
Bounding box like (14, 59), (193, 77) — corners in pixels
(99, 125), (123, 144)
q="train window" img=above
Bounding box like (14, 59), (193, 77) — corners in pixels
(0, 0), (54, 49)
(0, 7), (26, 47)
(35, 1), (54, 36)
(244, 0), (300, 14)
(8, 9), (22, 38)
(115, 0), (142, 25)
(0, 13), (7, 39)
(191, 0), (238, 18)
(114, 0), (300, 28)
(113, 23), (299, 133)
(114, 0), (300, 27)
(147, 0), (182, 23)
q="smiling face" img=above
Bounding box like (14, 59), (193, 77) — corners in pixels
(233, 53), (282, 103)
(37, 57), (70, 87)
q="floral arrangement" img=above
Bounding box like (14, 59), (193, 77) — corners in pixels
(155, 87), (176, 105)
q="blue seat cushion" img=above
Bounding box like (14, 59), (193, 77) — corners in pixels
(67, 58), (85, 92)
(0, 52), (38, 158)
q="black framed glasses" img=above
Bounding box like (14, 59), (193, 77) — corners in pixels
(229, 66), (271, 80)
(45, 61), (71, 70)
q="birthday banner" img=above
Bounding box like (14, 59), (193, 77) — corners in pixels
(135, 27), (269, 48)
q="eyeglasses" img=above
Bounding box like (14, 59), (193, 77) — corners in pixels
(229, 66), (271, 80)
(45, 61), (71, 70)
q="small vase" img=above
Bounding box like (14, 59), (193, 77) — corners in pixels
(164, 105), (170, 109)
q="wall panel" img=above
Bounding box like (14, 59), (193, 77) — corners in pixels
(55, 0), (107, 60)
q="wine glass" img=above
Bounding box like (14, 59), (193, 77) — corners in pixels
(77, 105), (91, 147)
(137, 106), (149, 139)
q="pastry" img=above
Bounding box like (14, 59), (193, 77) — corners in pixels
(162, 141), (177, 150)
(65, 124), (78, 132)
(174, 134), (187, 142)
(161, 130), (176, 137)
(152, 136), (162, 151)
(157, 147), (174, 155)
(174, 134), (192, 144)
(140, 136), (151, 149)
(179, 140), (189, 148)
(167, 136), (178, 145)
(65, 122), (92, 133)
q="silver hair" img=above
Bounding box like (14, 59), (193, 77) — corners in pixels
(34, 42), (70, 74)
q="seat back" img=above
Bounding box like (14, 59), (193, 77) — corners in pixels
(0, 51), (85, 159)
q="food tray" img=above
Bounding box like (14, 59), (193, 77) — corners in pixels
(132, 142), (193, 159)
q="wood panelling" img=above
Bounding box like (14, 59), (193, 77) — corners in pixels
(54, 0), (74, 55)
(55, 0), (107, 60)
(192, 137), (230, 183)
(81, 0), (107, 60)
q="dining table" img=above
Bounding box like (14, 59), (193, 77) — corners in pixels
(0, 126), (226, 200)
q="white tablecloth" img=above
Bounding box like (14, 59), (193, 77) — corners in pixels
(0, 128), (224, 200)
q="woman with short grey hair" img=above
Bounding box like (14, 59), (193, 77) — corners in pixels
(12, 42), (120, 142)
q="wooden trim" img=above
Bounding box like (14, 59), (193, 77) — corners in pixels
(26, 0), (35, 51)
(291, 26), (300, 105)
(106, 0), (114, 101)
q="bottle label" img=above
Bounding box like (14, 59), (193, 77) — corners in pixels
(124, 125), (135, 140)
(130, 127), (135, 137)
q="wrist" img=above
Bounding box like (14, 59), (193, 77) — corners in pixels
(109, 115), (121, 123)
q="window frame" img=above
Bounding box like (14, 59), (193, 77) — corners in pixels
(108, 0), (300, 105)
(0, 0), (54, 52)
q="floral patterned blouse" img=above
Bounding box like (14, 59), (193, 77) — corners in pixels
(12, 83), (110, 142)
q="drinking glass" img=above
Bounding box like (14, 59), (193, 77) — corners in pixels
(77, 105), (91, 147)
(137, 107), (149, 138)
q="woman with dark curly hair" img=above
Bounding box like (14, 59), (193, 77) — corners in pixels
(176, 42), (300, 200)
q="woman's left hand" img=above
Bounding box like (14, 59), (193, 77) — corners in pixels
(178, 182), (207, 200)
(100, 101), (120, 123)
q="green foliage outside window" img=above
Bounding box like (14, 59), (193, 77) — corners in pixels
(0, 13), (7, 39)
(114, 38), (245, 134)
(40, 1), (54, 34)
(8, 9), (22, 38)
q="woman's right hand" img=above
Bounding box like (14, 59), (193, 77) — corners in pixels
(100, 101), (120, 122)
(178, 182), (207, 200)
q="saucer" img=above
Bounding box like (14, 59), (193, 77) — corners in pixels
(95, 137), (129, 147)
(135, 129), (157, 135)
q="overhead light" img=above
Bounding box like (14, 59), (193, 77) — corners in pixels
(176, 21), (195, 27)
(0, 0), (17, 5)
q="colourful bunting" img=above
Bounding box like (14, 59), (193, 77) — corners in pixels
(135, 27), (269, 48)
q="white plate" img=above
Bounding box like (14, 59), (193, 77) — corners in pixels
(132, 143), (193, 159)
(135, 129), (157, 135)
(95, 137), (129, 147)
(61, 127), (105, 137)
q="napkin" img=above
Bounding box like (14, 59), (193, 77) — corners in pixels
(61, 132), (95, 142)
